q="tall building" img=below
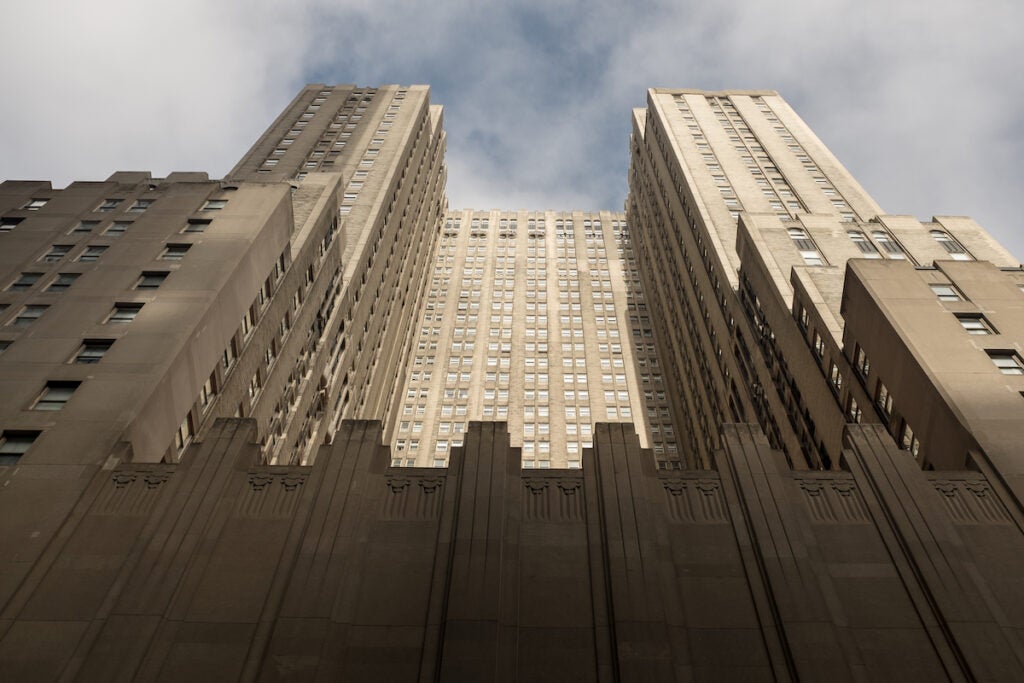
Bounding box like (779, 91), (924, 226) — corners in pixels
(0, 84), (1022, 681)
(627, 89), (1020, 472)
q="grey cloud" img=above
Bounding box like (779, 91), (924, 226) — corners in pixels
(1, 0), (1019, 257)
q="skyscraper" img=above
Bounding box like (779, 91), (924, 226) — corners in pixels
(0, 84), (1022, 681)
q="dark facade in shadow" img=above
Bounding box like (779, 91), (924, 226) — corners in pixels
(3, 418), (1023, 681)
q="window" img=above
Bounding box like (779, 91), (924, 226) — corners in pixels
(33, 381), (80, 411)
(930, 230), (971, 260)
(97, 199), (122, 212)
(900, 422), (920, 456)
(128, 199), (153, 213)
(175, 413), (193, 452)
(0, 217), (24, 232)
(77, 245), (108, 262)
(0, 431), (40, 464)
(136, 271), (168, 289)
(202, 199), (227, 211)
(930, 284), (961, 302)
(42, 245), (71, 262)
(46, 273), (79, 292)
(871, 230), (905, 258)
(23, 198), (48, 210)
(13, 305), (47, 326)
(9, 272), (41, 291)
(72, 220), (99, 234)
(105, 221), (131, 236)
(875, 380), (893, 417)
(74, 339), (114, 364)
(788, 228), (823, 265)
(988, 351), (1024, 375)
(847, 230), (881, 258)
(854, 345), (870, 377)
(161, 244), (191, 261)
(812, 331), (825, 358)
(829, 362), (843, 392)
(845, 395), (862, 423)
(107, 302), (143, 323)
(183, 219), (211, 233)
(956, 314), (993, 335)
(0, 341), (9, 355)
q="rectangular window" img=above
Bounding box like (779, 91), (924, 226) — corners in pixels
(813, 331), (825, 358)
(97, 199), (122, 212)
(854, 345), (870, 377)
(845, 395), (861, 423)
(136, 271), (168, 289)
(9, 272), (41, 291)
(128, 199), (153, 213)
(33, 381), (81, 411)
(202, 199), (227, 211)
(105, 221), (132, 236)
(900, 422), (920, 456)
(0, 430), (40, 464)
(13, 305), (48, 326)
(956, 314), (994, 335)
(42, 245), (71, 262)
(107, 302), (143, 323)
(175, 413), (193, 452)
(875, 380), (893, 417)
(0, 217), (24, 231)
(77, 245), (108, 262)
(183, 219), (211, 233)
(161, 244), (191, 260)
(74, 339), (114, 364)
(829, 362), (843, 392)
(989, 351), (1024, 375)
(24, 199), (49, 210)
(930, 284), (961, 302)
(72, 220), (99, 234)
(46, 273), (80, 292)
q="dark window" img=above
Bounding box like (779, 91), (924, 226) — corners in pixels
(9, 272), (41, 291)
(33, 381), (81, 411)
(0, 430), (40, 464)
(136, 271), (168, 289)
(13, 305), (48, 326)
(74, 339), (114, 364)
(161, 244), (191, 261)
(46, 273), (80, 292)
(108, 303), (143, 323)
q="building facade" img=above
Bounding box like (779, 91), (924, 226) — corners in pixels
(0, 84), (1022, 681)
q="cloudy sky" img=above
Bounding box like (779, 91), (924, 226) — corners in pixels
(2, 0), (1021, 258)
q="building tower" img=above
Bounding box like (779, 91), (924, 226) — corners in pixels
(627, 88), (1021, 472)
(0, 84), (1023, 680)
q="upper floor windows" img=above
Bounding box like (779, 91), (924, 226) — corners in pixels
(930, 230), (972, 260)
(23, 199), (48, 210)
(8, 272), (41, 291)
(788, 228), (824, 265)
(107, 302), (143, 323)
(956, 314), (994, 335)
(32, 381), (81, 411)
(96, 198), (122, 212)
(135, 271), (168, 289)
(847, 230), (881, 258)
(0, 430), (40, 464)
(988, 351), (1024, 375)
(871, 230), (905, 259)
(183, 219), (211, 234)
(930, 283), (962, 302)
